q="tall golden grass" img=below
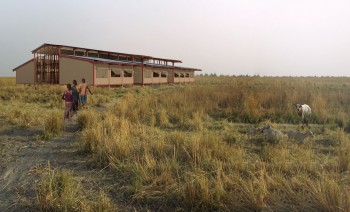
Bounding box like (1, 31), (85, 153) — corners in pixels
(1, 78), (70, 136)
(3, 76), (350, 210)
(79, 107), (350, 210)
(75, 76), (350, 210)
(4, 76), (348, 129)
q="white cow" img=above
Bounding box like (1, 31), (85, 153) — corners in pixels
(295, 104), (312, 127)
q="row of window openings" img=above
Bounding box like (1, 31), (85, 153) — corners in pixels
(175, 73), (190, 78)
(97, 70), (192, 78)
(146, 72), (191, 78)
(96, 70), (170, 78)
(145, 72), (167, 78)
(96, 70), (133, 78)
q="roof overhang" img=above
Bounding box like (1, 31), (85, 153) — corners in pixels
(62, 55), (201, 71)
(32, 43), (182, 63)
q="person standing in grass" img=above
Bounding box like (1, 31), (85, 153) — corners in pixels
(78, 78), (93, 109)
(71, 80), (79, 113)
(62, 83), (74, 120)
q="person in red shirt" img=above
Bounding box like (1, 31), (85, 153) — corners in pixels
(62, 83), (74, 120)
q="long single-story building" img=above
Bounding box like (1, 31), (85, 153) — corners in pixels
(13, 44), (201, 86)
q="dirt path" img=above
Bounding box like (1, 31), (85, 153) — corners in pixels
(0, 118), (122, 211)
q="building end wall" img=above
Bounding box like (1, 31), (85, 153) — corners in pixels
(15, 60), (35, 84)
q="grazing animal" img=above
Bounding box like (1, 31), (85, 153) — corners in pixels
(287, 131), (314, 143)
(295, 104), (312, 127)
(262, 124), (285, 143)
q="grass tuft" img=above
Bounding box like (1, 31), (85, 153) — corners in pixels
(43, 110), (64, 138)
(36, 167), (82, 211)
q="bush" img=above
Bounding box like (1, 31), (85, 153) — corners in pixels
(43, 110), (63, 136)
(36, 168), (82, 211)
(77, 110), (97, 130)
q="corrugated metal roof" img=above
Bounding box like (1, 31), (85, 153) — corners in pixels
(71, 55), (135, 64)
(32, 43), (182, 63)
(172, 66), (202, 71)
(32, 43), (151, 58)
(63, 55), (201, 71)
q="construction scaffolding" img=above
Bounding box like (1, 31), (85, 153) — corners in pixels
(34, 45), (59, 84)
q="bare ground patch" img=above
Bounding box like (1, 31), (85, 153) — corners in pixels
(0, 119), (130, 211)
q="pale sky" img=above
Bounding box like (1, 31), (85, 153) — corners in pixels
(1, 0), (350, 77)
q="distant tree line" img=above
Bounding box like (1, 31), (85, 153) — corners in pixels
(196, 73), (260, 77)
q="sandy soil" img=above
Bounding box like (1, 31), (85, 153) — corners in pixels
(0, 118), (128, 211)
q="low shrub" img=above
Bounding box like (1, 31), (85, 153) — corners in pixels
(36, 168), (82, 211)
(77, 110), (97, 130)
(36, 164), (117, 211)
(43, 110), (63, 137)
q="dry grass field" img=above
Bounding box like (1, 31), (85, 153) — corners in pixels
(1, 76), (350, 211)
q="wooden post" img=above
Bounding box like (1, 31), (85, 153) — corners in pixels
(121, 65), (124, 87)
(108, 64), (111, 87)
(33, 52), (36, 84)
(141, 58), (144, 86)
(57, 47), (60, 84)
(172, 62), (175, 84)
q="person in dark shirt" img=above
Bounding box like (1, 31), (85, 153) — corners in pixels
(72, 80), (79, 113)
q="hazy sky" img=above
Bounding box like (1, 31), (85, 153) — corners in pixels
(1, 0), (350, 77)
